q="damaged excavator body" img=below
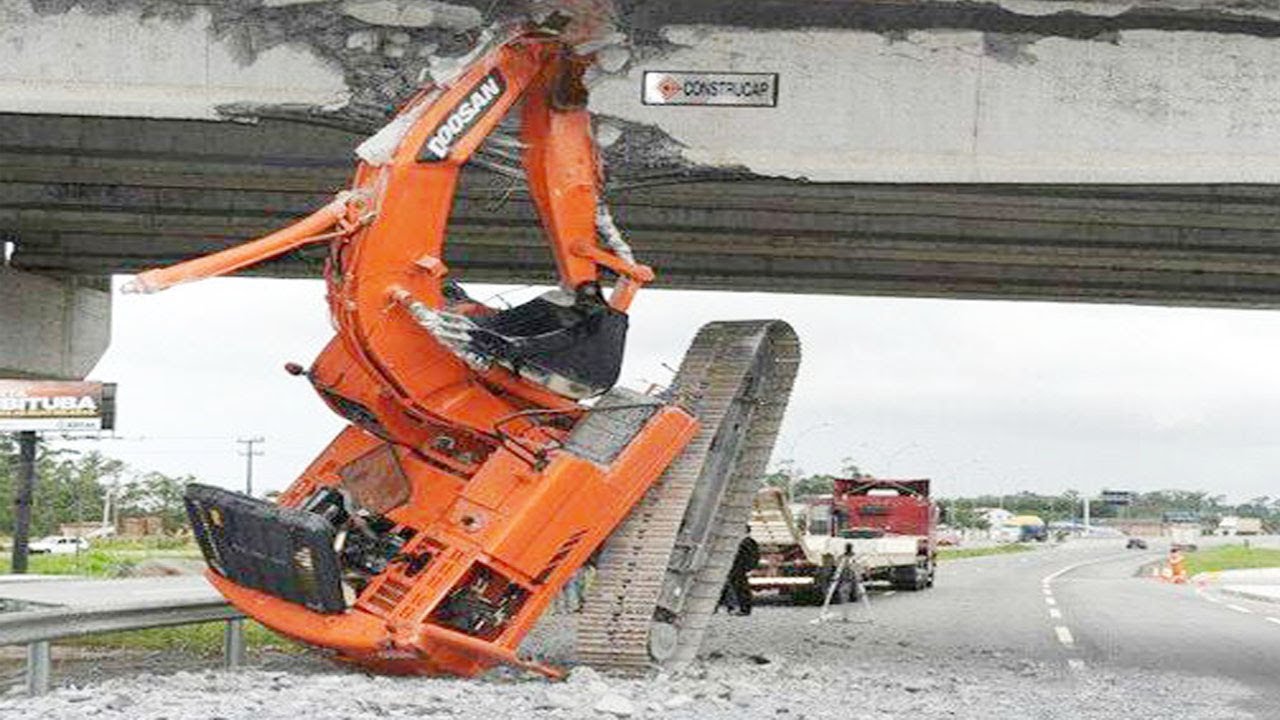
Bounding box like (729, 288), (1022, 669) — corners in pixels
(127, 23), (798, 679)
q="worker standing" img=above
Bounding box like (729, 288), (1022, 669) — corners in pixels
(722, 527), (761, 616)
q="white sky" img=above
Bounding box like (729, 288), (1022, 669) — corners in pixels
(57, 276), (1280, 503)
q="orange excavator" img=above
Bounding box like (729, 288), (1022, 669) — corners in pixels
(125, 20), (798, 678)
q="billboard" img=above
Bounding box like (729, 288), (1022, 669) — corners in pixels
(1100, 490), (1136, 507)
(0, 380), (116, 432)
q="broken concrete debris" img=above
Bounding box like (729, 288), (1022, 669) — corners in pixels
(339, 0), (483, 30)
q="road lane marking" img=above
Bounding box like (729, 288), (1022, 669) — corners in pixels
(1266, 617), (1280, 626)
(1054, 626), (1074, 646)
(1049, 608), (1062, 619)
(1226, 604), (1253, 614)
(1067, 659), (1085, 671)
(883, 591), (896, 597)
(1042, 588), (1053, 596)
(1041, 551), (1140, 586)
(1045, 597), (1057, 606)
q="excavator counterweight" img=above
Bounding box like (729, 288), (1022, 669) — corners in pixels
(136, 23), (799, 678)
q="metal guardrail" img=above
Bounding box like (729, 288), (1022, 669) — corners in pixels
(0, 576), (245, 696)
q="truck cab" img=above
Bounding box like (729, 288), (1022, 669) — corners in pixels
(830, 479), (938, 590)
(832, 479), (937, 539)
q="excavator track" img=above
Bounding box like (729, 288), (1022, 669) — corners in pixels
(576, 320), (800, 671)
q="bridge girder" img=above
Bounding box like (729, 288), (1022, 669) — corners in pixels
(5, 113), (1280, 309)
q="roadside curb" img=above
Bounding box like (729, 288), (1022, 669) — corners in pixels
(1220, 586), (1280, 605)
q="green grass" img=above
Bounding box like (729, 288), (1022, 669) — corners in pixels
(64, 620), (303, 656)
(0, 538), (202, 577)
(1182, 544), (1280, 577)
(0, 549), (138, 576)
(938, 543), (1036, 561)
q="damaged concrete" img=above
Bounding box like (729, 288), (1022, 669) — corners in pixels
(8, 0), (517, 123)
(9, 0), (1280, 182)
(615, 0), (1280, 44)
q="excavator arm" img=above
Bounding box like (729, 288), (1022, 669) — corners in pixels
(125, 31), (650, 296)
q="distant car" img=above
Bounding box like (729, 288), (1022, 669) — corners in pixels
(1125, 538), (1148, 550)
(28, 536), (89, 555)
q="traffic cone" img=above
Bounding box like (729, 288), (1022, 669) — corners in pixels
(1169, 549), (1188, 584)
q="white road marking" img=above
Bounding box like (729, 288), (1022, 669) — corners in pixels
(1040, 551), (1137, 586)
(1055, 626), (1075, 646)
(1067, 659), (1086, 671)
(1202, 593), (1222, 604)
(883, 590), (896, 597)
(1049, 608), (1062, 619)
(1226, 604), (1253, 614)
(1045, 597), (1057, 606)
(1042, 588), (1053, 596)
(1266, 617), (1280, 626)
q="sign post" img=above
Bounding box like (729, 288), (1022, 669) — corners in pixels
(0, 380), (115, 573)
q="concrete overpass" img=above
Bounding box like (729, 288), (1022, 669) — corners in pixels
(5, 0), (1280, 377)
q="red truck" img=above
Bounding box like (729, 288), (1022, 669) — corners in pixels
(750, 478), (939, 602)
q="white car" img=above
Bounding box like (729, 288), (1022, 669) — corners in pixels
(28, 536), (89, 554)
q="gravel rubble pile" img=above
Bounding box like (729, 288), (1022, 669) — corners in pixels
(0, 605), (1259, 720)
(0, 652), (1253, 720)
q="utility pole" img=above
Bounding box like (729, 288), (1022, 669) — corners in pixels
(12, 431), (38, 574)
(237, 437), (265, 497)
(101, 481), (118, 531)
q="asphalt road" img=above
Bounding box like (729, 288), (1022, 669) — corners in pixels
(1053, 542), (1280, 716)
(700, 537), (1280, 717)
(0, 574), (221, 607)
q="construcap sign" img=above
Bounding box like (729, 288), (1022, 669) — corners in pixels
(0, 380), (116, 432)
(642, 71), (779, 107)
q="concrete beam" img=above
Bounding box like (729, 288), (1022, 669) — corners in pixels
(8, 1), (1280, 182)
(0, 268), (110, 380)
(5, 114), (1280, 309)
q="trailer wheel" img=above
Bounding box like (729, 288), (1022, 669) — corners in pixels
(890, 566), (913, 591)
(892, 565), (928, 591)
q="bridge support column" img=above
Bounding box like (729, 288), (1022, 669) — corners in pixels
(0, 268), (110, 380)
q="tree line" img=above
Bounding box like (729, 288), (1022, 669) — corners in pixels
(764, 463), (1279, 530)
(0, 435), (194, 536)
